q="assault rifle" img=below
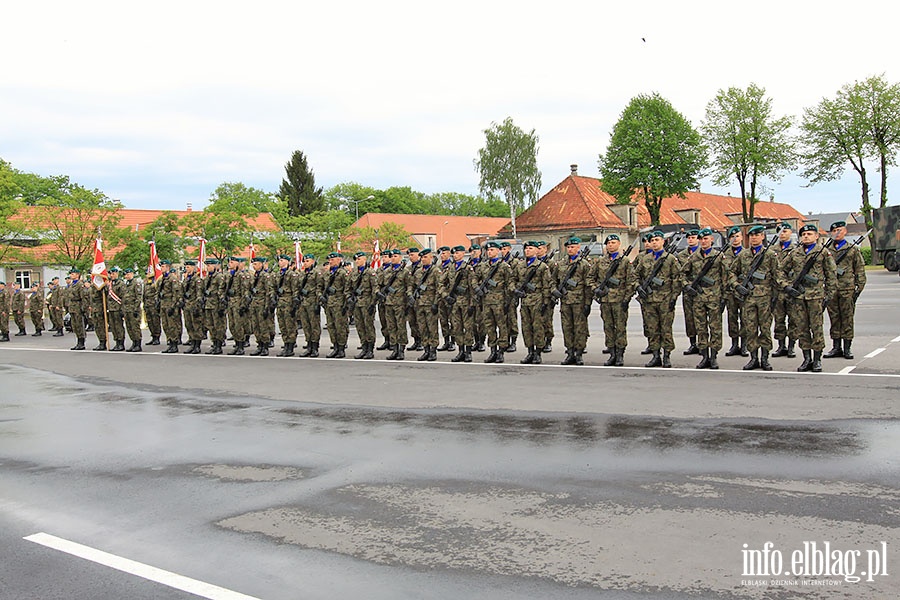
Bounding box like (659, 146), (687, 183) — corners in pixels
(346, 267), (368, 315)
(635, 236), (678, 301)
(369, 263), (404, 315)
(444, 257), (472, 307)
(593, 243), (635, 302)
(784, 238), (835, 299)
(548, 244), (593, 308)
(833, 229), (872, 276)
(318, 266), (342, 308)
(684, 244), (726, 298)
(474, 251), (518, 298)
(733, 234), (778, 303)
(514, 250), (556, 300)
(407, 263), (435, 312)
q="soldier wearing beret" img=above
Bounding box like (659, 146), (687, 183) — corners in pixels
(678, 229), (701, 355)
(271, 255), (301, 357)
(320, 252), (351, 358)
(682, 228), (728, 369)
(65, 270), (88, 349)
(771, 223), (797, 358)
(349, 251), (378, 359)
(555, 236), (593, 365)
(468, 243), (487, 352)
(155, 259), (183, 353)
(297, 254), (324, 357)
(225, 257), (253, 355)
(638, 233), (655, 355)
(500, 241), (521, 352)
(474, 241), (510, 363)
(106, 267), (127, 351)
(122, 268), (144, 352)
(436, 246), (456, 352)
(823, 221), (866, 360)
(731, 225), (779, 371)
(536, 241), (558, 353)
(0, 281), (9, 342)
(247, 257), (275, 356)
(722, 226), (749, 358)
(27, 282), (45, 336)
(374, 254), (393, 351)
(202, 258), (227, 355)
(591, 234), (635, 367)
(779, 224), (837, 372)
(378, 249), (410, 359)
(517, 241), (553, 364)
(11, 282), (26, 336)
(403, 248), (423, 352)
(178, 261), (204, 354)
(632, 230), (681, 367)
(47, 277), (65, 336)
(143, 270), (162, 346)
(411, 248), (440, 361)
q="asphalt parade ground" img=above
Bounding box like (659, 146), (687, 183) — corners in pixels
(0, 270), (898, 598)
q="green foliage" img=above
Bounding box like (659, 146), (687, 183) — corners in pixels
(180, 208), (253, 261)
(861, 246), (872, 265)
(474, 117), (542, 237)
(598, 93), (707, 226)
(278, 150), (324, 216)
(702, 83), (796, 222)
(344, 222), (414, 255)
(111, 212), (183, 271)
(207, 182), (275, 217)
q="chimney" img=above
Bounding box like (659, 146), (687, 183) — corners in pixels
(570, 164), (578, 176)
(186, 202), (193, 212)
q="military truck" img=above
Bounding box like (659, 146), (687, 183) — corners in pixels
(872, 205), (900, 271)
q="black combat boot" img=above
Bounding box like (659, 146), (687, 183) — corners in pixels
(561, 349), (576, 366)
(641, 345), (653, 355)
(183, 341), (195, 353)
(760, 349), (772, 371)
(53, 328), (65, 337)
(427, 346), (437, 361)
(797, 349), (813, 372)
(363, 342), (375, 359)
(93, 341), (107, 351)
(743, 349), (760, 370)
(494, 348), (504, 363)
(507, 335), (517, 353)
(811, 350), (823, 372)
(192, 341), (203, 354)
(279, 342), (296, 357)
(521, 347), (535, 364)
(786, 338), (796, 358)
(708, 350), (719, 369)
(205, 341), (217, 355)
(532, 349), (542, 364)
(437, 336), (451, 351)
(661, 349), (671, 368)
(250, 343), (264, 356)
(229, 341), (245, 355)
(15, 329), (26, 336)
(696, 348), (710, 369)
(32, 330), (42, 336)
(148, 336), (160, 346)
(574, 350), (584, 366)
(125, 341), (137, 352)
(115, 339), (127, 351)
(385, 343), (398, 360)
(376, 339), (391, 351)
(603, 347), (617, 366)
(485, 347), (498, 363)
(71, 338), (85, 350)
(683, 336), (699, 355)
(417, 345), (431, 361)
(771, 338), (788, 357)
(332, 345), (345, 358)
(475, 338), (486, 352)
(451, 345), (466, 362)
(393, 345), (403, 360)
(542, 342), (552, 353)
(354, 342), (368, 359)
(602, 347), (611, 354)
(725, 338), (741, 356)
(614, 348), (624, 367)
(0, 333), (9, 342)
(739, 337), (749, 357)
(843, 339), (854, 359)
(645, 350), (662, 368)
(308, 342), (319, 358)
(407, 338), (420, 351)
(823, 339), (843, 358)
(464, 345), (473, 362)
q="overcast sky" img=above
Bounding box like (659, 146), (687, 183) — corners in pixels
(2, 1), (897, 217)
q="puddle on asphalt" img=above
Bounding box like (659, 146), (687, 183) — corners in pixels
(193, 464), (304, 482)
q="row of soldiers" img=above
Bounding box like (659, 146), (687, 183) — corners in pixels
(1, 220), (865, 372)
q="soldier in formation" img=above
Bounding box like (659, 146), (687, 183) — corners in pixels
(822, 220), (866, 360)
(0, 280), (9, 342)
(122, 268), (144, 352)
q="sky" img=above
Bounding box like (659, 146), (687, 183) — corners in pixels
(2, 0), (898, 217)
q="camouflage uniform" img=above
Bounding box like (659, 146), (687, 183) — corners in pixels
(375, 263), (392, 349)
(202, 265), (227, 354)
(225, 261), (253, 355)
(66, 277), (89, 348)
(721, 244), (747, 356)
(271, 263), (300, 356)
(106, 275), (127, 350)
(0, 285), (9, 340)
(682, 247), (728, 367)
(473, 253), (511, 363)
(590, 247), (635, 365)
(437, 254), (455, 350)
(515, 252), (553, 364)
(632, 248), (681, 367)
(411, 256), (441, 360)
(321, 259), (351, 357)
(555, 247), (593, 365)
(824, 239), (866, 358)
(381, 259), (411, 359)
(349, 260), (378, 359)
(142, 276), (162, 344)
(89, 284), (109, 349)
(121, 273), (144, 350)
(540, 248), (559, 351)
(11, 287), (26, 334)
(28, 287), (45, 334)
(779, 237), (837, 371)
(156, 268), (184, 351)
(405, 257), (422, 350)
(677, 244), (700, 353)
(444, 258), (476, 362)
(248, 261), (276, 355)
(731, 240), (780, 369)
(771, 239), (797, 357)
(181, 267), (205, 353)
(467, 251), (486, 351)
(502, 248), (521, 351)
(48, 282), (64, 333)
(296, 262), (323, 357)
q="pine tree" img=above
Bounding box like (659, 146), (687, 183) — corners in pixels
(279, 150), (324, 216)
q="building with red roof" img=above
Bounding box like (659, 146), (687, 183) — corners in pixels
(351, 213), (511, 250)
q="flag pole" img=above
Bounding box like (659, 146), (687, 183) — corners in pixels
(102, 287), (109, 344)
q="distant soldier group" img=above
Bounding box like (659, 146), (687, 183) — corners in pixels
(0, 221), (867, 373)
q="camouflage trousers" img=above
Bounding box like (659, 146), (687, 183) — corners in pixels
(439, 302), (452, 341)
(50, 307), (64, 330)
(641, 301), (675, 352)
(682, 294), (696, 337)
(407, 298), (420, 340)
(788, 298), (826, 351)
(450, 302), (475, 346)
(69, 309), (85, 338)
(724, 296), (742, 339)
(353, 302), (376, 345)
(691, 296), (722, 352)
(826, 291), (857, 340)
(377, 301), (389, 341)
(0, 311), (8, 335)
(520, 302), (546, 350)
(324, 302), (348, 347)
(600, 300), (629, 349)
(470, 301), (484, 342)
(30, 310), (44, 332)
(107, 309), (125, 342)
(297, 301), (321, 344)
(740, 295), (773, 352)
(559, 303), (589, 351)
(125, 311), (142, 343)
(204, 308), (227, 344)
(144, 307), (161, 339)
(183, 306), (205, 342)
(250, 303), (274, 344)
(542, 303), (555, 343)
(161, 307), (182, 343)
(506, 298), (519, 340)
(415, 303), (439, 347)
(479, 301), (505, 348)
(276, 305), (299, 344)
(91, 304), (107, 342)
(384, 303), (408, 346)
(227, 305), (249, 344)
(772, 294), (792, 342)
(13, 311), (25, 332)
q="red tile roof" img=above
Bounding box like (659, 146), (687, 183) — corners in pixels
(512, 174), (805, 233)
(352, 213), (511, 249)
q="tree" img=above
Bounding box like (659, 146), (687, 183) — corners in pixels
(278, 150), (324, 216)
(111, 212), (183, 271)
(701, 83), (796, 222)
(474, 117), (542, 237)
(180, 208), (254, 261)
(599, 93), (707, 227)
(207, 182), (275, 217)
(344, 222), (414, 254)
(800, 76), (900, 262)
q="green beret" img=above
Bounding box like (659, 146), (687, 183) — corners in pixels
(123, 268), (135, 273)
(524, 240), (540, 248)
(799, 224), (818, 234)
(748, 225), (766, 235)
(0, 281), (5, 286)
(536, 240), (547, 246)
(469, 243), (481, 251)
(687, 229), (700, 236)
(727, 226), (741, 238)
(564, 236), (582, 246)
(438, 246), (450, 252)
(159, 259), (172, 265)
(649, 231), (665, 239)
(250, 257), (264, 263)
(484, 241), (500, 249)
(407, 247), (420, 254)
(698, 228), (714, 237)
(451, 245), (466, 253)
(779, 222), (793, 230)
(183, 260), (197, 266)
(233, 257), (247, 263)
(109, 266), (121, 272)
(303, 253), (315, 260)
(353, 251), (367, 259)
(604, 234), (620, 243)
(278, 254), (291, 261)
(204, 258), (219, 265)
(69, 268), (80, 274)
(829, 220), (846, 231)
(499, 241), (511, 248)
(420, 248), (432, 256)
(326, 252), (343, 259)
(642, 233), (652, 241)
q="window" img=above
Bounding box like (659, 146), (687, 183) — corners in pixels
(15, 271), (32, 289)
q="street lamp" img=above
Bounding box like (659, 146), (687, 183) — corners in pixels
(440, 220), (449, 247)
(343, 194), (375, 223)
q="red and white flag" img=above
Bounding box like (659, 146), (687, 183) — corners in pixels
(370, 239), (381, 270)
(249, 239), (256, 261)
(148, 241), (162, 281)
(198, 238), (207, 279)
(294, 240), (302, 269)
(91, 237), (108, 289)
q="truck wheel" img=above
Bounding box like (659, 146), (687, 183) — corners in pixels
(887, 251), (899, 271)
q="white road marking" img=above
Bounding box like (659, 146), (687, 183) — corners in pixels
(838, 366), (856, 375)
(24, 533), (261, 600)
(864, 348), (886, 359)
(892, 335), (900, 343)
